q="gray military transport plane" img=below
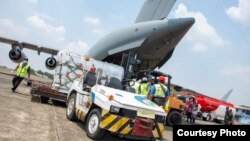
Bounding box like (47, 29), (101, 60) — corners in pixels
(0, 0), (195, 79)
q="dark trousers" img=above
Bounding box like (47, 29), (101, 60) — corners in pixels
(186, 112), (192, 122)
(12, 76), (24, 91)
(152, 97), (165, 107)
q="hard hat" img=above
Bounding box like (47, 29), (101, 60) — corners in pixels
(90, 65), (96, 72)
(158, 75), (165, 82)
(148, 75), (155, 80)
(142, 77), (148, 82)
(151, 76), (155, 80)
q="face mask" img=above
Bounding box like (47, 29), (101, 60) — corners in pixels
(23, 60), (28, 63)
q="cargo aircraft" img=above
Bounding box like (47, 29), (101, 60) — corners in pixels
(0, 0), (195, 79)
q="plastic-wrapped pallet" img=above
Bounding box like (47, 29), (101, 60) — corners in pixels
(52, 50), (124, 94)
(81, 58), (124, 81)
(52, 51), (84, 93)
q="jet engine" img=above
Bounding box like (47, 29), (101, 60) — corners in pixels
(8, 48), (25, 63)
(45, 56), (57, 70)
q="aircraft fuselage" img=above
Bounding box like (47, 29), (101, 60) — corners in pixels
(88, 17), (195, 72)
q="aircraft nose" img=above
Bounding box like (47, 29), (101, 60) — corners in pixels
(168, 17), (195, 33)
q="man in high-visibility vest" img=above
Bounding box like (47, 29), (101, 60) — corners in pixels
(138, 77), (150, 96)
(148, 75), (170, 108)
(11, 58), (31, 92)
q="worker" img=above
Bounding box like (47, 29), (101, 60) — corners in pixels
(148, 75), (170, 108)
(138, 77), (150, 96)
(147, 75), (155, 89)
(191, 104), (199, 123)
(11, 58), (31, 92)
(224, 107), (230, 125)
(186, 97), (195, 122)
(90, 64), (96, 72)
(228, 109), (234, 125)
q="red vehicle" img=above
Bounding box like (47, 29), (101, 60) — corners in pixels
(177, 91), (235, 123)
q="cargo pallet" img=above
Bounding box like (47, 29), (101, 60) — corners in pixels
(30, 81), (67, 103)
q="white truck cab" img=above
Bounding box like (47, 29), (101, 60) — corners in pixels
(66, 59), (167, 140)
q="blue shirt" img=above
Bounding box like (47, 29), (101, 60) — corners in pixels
(149, 84), (170, 97)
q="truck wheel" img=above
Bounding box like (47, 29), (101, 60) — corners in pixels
(203, 114), (211, 121)
(206, 114), (211, 121)
(66, 94), (77, 121)
(166, 110), (182, 126)
(86, 109), (106, 140)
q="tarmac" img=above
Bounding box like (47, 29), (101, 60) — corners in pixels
(0, 67), (218, 141)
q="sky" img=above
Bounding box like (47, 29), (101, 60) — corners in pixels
(0, 0), (249, 106)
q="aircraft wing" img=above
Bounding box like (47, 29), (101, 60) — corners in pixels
(0, 36), (59, 55)
(135, 0), (176, 23)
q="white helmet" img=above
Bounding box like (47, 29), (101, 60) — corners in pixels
(142, 77), (148, 82)
(148, 75), (155, 81)
(151, 76), (155, 80)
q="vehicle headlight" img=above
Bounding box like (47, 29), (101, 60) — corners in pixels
(110, 105), (120, 113)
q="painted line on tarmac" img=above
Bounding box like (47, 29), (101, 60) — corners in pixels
(50, 103), (60, 141)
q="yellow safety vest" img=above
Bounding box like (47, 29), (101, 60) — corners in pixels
(16, 62), (30, 78)
(154, 84), (166, 98)
(139, 83), (149, 96)
(131, 81), (139, 94)
(135, 87), (139, 94)
(164, 98), (170, 111)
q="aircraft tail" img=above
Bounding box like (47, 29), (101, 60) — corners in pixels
(221, 89), (233, 101)
(135, 0), (176, 23)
